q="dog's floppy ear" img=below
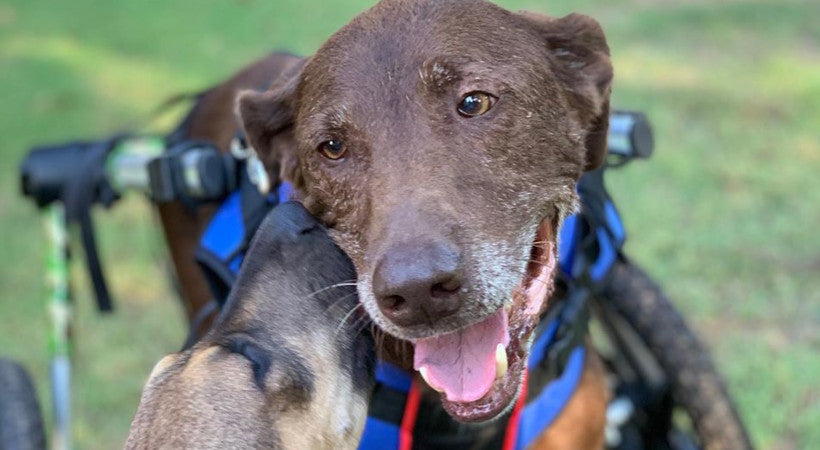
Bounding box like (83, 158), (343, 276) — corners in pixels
(236, 58), (307, 188)
(520, 12), (613, 170)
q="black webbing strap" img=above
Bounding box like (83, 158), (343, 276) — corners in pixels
(61, 137), (123, 312)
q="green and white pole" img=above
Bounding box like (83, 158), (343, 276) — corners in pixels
(45, 203), (71, 450)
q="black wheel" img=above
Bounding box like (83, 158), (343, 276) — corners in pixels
(593, 260), (752, 450)
(0, 359), (46, 450)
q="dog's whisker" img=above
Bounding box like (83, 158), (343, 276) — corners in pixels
(322, 292), (359, 313)
(307, 280), (358, 298)
(311, 280), (357, 293)
(509, 257), (553, 268)
(352, 315), (373, 334)
(374, 327), (384, 352)
(373, 326), (389, 359)
(531, 240), (555, 246)
(524, 259), (549, 266)
(505, 267), (557, 288)
(530, 245), (555, 252)
(333, 303), (364, 338)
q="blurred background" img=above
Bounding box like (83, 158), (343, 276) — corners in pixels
(0, 0), (818, 448)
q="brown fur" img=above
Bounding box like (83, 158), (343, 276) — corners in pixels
(238, 0), (612, 341)
(157, 0), (612, 447)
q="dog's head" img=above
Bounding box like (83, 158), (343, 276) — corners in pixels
(127, 203), (374, 449)
(239, 0), (611, 422)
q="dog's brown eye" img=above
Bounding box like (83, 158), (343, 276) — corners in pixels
(317, 140), (347, 160)
(457, 92), (495, 117)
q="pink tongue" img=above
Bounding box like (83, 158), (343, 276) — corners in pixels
(413, 309), (510, 403)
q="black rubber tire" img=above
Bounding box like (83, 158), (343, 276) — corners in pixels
(0, 359), (46, 450)
(601, 260), (753, 450)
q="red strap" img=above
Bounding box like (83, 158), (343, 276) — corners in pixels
(399, 379), (422, 450)
(502, 370), (529, 450)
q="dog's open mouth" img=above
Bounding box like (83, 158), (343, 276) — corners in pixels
(412, 217), (557, 422)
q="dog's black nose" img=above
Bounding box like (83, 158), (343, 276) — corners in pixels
(372, 241), (463, 327)
(267, 201), (321, 238)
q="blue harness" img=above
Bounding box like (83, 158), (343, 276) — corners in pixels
(197, 182), (593, 449)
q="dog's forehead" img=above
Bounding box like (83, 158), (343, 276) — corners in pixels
(299, 0), (540, 101)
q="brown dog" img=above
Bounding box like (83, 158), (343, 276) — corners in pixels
(128, 203), (375, 449)
(159, 0), (612, 447)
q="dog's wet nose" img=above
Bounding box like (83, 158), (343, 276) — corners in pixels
(372, 241), (463, 327)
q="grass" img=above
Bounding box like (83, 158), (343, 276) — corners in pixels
(1, 0), (818, 448)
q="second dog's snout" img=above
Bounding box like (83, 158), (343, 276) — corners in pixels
(372, 241), (463, 327)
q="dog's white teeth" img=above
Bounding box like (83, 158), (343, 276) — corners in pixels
(419, 366), (443, 393)
(495, 343), (508, 380)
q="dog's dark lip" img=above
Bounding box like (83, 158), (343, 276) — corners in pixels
(427, 217), (557, 422)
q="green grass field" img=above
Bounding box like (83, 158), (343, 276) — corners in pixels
(1, 0), (818, 448)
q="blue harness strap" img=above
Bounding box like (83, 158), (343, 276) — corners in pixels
(515, 347), (586, 450)
(359, 417), (402, 449)
(196, 183), (293, 302)
(199, 191), (247, 272)
(200, 182), (294, 268)
(509, 311), (587, 448)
